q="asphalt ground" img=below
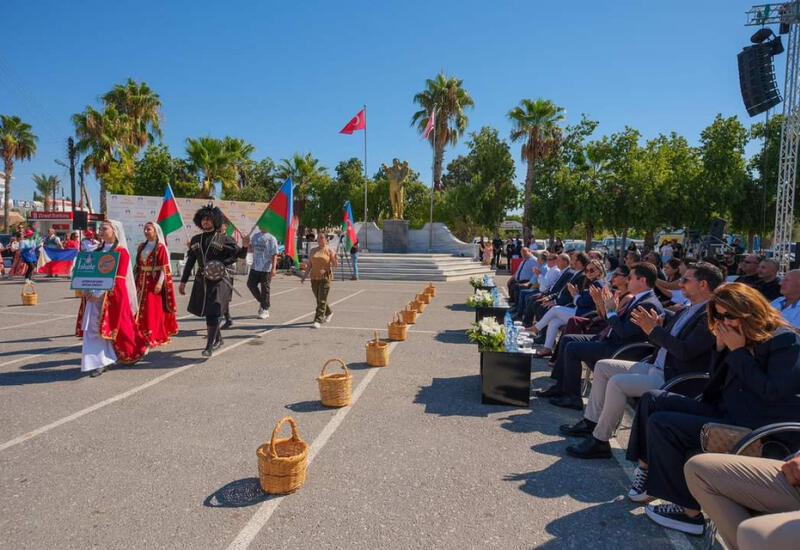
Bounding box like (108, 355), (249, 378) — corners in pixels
(0, 274), (704, 549)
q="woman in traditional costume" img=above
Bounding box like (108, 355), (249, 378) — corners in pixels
(76, 220), (147, 377)
(179, 205), (238, 357)
(134, 222), (178, 348)
(9, 234), (25, 277)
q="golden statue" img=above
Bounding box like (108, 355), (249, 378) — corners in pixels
(383, 158), (410, 220)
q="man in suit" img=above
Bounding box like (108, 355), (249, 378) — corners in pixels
(538, 262), (664, 410)
(561, 262), (723, 458)
(522, 252), (586, 325)
(506, 247), (535, 304)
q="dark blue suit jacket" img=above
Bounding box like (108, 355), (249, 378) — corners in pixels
(546, 268), (575, 300)
(606, 289), (664, 347)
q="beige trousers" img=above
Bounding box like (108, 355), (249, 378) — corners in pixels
(685, 453), (800, 550)
(583, 359), (664, 441)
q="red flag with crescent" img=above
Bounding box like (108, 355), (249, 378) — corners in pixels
(339, 108), (366, 134)
(422, 108), (435, 139)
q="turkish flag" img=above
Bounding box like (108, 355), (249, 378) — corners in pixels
(340, 108), (366, 134)
(422, 109), (435, 139)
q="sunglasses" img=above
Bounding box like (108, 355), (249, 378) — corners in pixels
(612, 271), (626, 277)
(586, 268), (598, 275)
(679, 276), (695, 283)
(712, 309), (739, 321)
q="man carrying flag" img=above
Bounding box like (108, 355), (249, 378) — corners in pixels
(343, 201), (359, 280)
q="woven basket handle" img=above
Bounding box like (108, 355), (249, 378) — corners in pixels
(374, 330), (380, 344)
(21, 281), (36, 296)
(269, 416), (301, 459)
(320, 358), (348, 377)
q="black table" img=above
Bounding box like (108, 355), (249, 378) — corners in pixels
(479, 350), (532, 407)
(475, 305), (511, 324)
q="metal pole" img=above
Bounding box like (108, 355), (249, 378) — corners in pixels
(429, 109), (435, 252)
(67, 138), (76, 226)
(363, 104), (368, 251)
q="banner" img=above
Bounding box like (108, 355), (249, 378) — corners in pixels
(71, 251), (120, 291)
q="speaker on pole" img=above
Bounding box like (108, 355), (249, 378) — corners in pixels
(709, 217), (727, 242)
(738, 42), (782, 116)
(73, 210), (88, 230)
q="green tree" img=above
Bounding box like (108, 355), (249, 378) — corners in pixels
(101, 78), (162, 150)
(276, 152), (328, 220)
(185, 136), (238, 198)
(507, 98), (565, 241)
(411, 73), (474, 191)
(747, 114), (781, 243)
(32, 173), (59, 211)
(223, 157), (280, 202)
(0, 115), (38, 231)
(126, 145), (200, 198)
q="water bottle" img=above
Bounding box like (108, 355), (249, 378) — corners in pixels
(510, 326), (519, 352)
(504, 311), (512, 327)
(492, 288), (499, 306)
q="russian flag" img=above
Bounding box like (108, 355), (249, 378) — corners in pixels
(38, 247), (79, 276)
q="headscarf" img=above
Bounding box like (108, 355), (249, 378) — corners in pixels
(145, 221), (171, 267)
(99, 219), (139, 316)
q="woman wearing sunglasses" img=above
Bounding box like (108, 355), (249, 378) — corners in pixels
(526, 259), (606, 356)
(624, 282), (800, 536)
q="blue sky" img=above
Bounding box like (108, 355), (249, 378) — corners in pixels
(1, 0), (777, 208)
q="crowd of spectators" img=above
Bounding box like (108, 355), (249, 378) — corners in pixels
(504, 241), (800, 549)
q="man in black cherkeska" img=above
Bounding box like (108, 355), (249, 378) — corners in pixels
(179, 205), (238, 357)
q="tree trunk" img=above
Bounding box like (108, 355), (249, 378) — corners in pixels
(100, 180), (108, 217)
(433, 141), (444, 192)
(585, 223), (593, 251)
(522, 160), (535, 243)
(3, 161), (11, 233)
(644, 231), (655, 252)
(52, 183), (57, 212)
(747, 231), (755, 252)
(621, 228), (629, 260)
(549, 230), (555, 249)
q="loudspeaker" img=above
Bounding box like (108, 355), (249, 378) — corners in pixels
(793, 243), (800, 270)
(73, 210), (88, 230)
(709, 217), (727, 241)
(738, 43), (782, 117)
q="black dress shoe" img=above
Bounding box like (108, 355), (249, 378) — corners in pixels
(201, 348), (213, 358)
(89, 367), (106, 378)
(559, 418), (597, 437)
(549, 395), (584, 410)
(566, 437), (612, 459)
(535, 386), (563, 398)
(220, 319), (233, 330)
(213, 336), (223, 350)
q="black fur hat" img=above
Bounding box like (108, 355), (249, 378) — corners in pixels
(193, 203), (223, 230)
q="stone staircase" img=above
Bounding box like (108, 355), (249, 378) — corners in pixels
(332, 253), (493, 281)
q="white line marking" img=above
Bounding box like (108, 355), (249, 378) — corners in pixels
(0, 289), (363, 453)
(226, 340), (399, 550)
(0, 314), (73, 331)
(0, 290), (297, 369)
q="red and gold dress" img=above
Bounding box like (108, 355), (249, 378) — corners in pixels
(134, 241), (178, 348)
(76, 246), (148, 365)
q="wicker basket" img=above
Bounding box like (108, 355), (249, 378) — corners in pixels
(366, 330), (389, 367)
(387, 312), (408, 341)
(417, 292), (431, 305)
(411, 299), (426, 313)
(402, 306), (418, 324)
(21, 282), (37, 306)
(317, 358), (352, 407)
(425, 283), (436, 297)
(257, 417), (309, 494)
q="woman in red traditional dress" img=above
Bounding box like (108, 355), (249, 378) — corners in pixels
(134, 221), (178, 348)
(76, 220), (148, 377)
(9, 231), (26, 277)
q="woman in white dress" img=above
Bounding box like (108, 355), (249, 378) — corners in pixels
(76, 220), (146, 377)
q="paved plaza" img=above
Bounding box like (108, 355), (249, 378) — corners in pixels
(0, 275), (703, 549)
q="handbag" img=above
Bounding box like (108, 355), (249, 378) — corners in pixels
(700, 422), (762, 457)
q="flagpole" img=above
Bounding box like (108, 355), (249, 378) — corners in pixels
(363, 103), (368, 251)
(429, 109), (436, 253)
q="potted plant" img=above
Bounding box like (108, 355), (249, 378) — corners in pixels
(466, 318), (505, 351)
(469, 276), (484, 290)
(466, 290), (493, 308)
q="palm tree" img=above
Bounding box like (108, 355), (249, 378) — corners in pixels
(0, 115), (38, 232)
(411, 73), (474, 191)
(32, 174), (60, 210)
(276, 152), (327, 218)
(73, 104), (133, 215)
(185, 136), (238, 198)
(507, 98), (565, 241)
(102, 78), (162, 150)
(223, 136), (256, 186)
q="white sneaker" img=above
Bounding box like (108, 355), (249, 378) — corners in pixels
(312, 322), (321, 329)
(257, 308), (269, 320)
(324, 312), (333, 323)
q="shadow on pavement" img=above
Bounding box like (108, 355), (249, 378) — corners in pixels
(203, 478), (273, 508)
(415, 375), (516, 417)
(434, 329), (470, 344)
(1, 334), (73, 345)
(445, 303), (472, 312)
(0, 368), (84, 385)
(536, 501), (676, 549)
(285, 400), (330, 413)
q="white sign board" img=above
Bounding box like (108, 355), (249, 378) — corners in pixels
(500, 220), (523, 231)
(107, 193), (269, 256)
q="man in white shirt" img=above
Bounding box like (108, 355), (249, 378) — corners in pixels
(539, 253), (562, 294)
(770, 269), (800, 328)
(247, 228), (279, 319)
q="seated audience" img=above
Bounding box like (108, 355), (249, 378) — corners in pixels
(757, 258), (782, 302)
(624, 283), (800, 536)
(561, 262), (722, 459)
(625, 249), (642, 269)
(771, 269), (800, 328)
(685, 452), (800, 550)
(506, 247), (535, 303)
(520, 253), (574, 325)
(536, 262), (664, 410)
(735, 254), (761, 287)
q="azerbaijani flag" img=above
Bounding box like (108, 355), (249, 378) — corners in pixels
(255, 178), (299, 267)
(342, 201), (358, 249)
(224, 218), (242, 243)
(37, 247), (78, 276)
(156, 183), (183, 236)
